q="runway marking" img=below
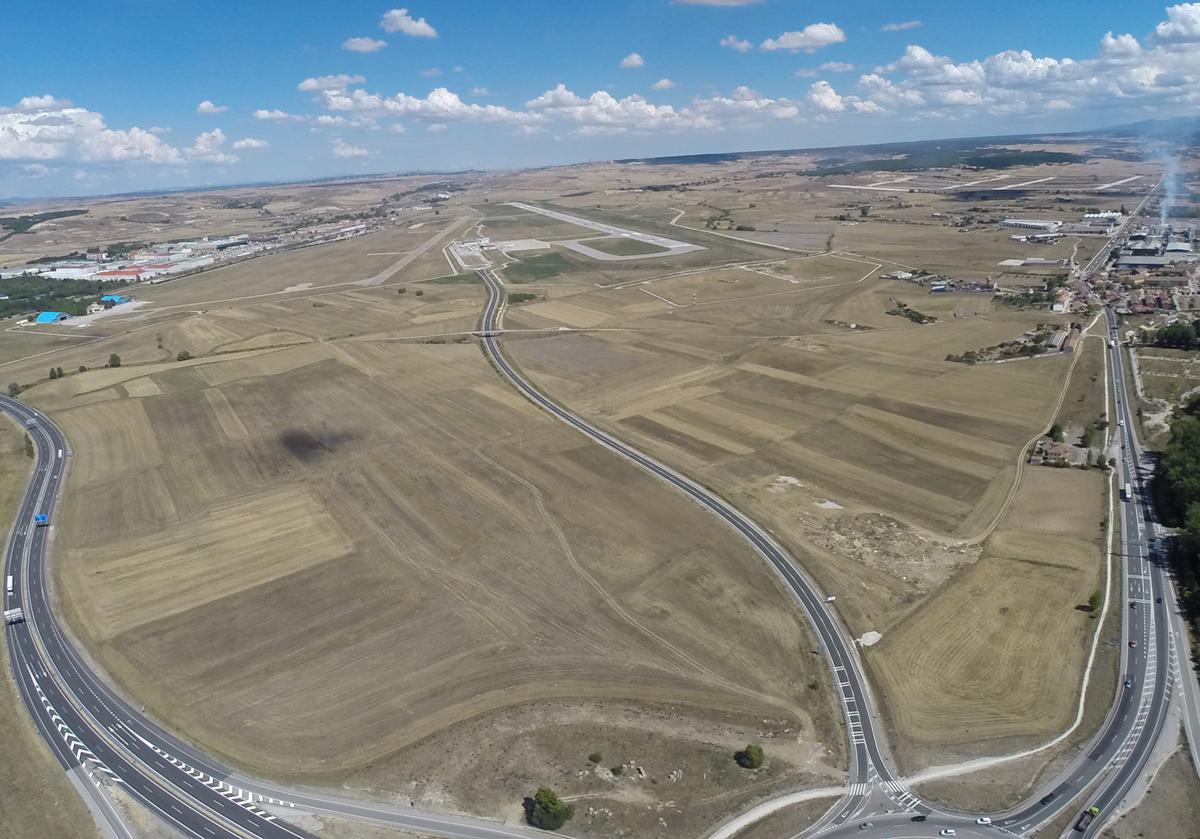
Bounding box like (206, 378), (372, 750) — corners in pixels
(996, 176), (1056, 190)
(1095, 176), (1141, 192)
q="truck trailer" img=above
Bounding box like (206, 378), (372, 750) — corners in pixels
(3, 607), (25, 625)
(1075, 805), (1101, 831)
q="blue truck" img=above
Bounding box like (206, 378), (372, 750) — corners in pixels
(33, 514), (48, 527)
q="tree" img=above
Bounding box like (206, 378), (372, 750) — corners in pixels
(860, 205), (870, 217)
(55, 366), (63, 378)
(48, 368), (58, 380)
(108, 353), (121, 368)
(6, 383), (19, 397)
(397, 287), (407, 295)
(1049, 423), (1065, 442)
(78, 365), (87, 373)
(24, 435), (34, 459)
(526, 787), (573, 831)
(1088, 589), (1103, 613)
(176, 350), (192, 362)
(735, 744), (765, 769)
(587, 752), (602, 764)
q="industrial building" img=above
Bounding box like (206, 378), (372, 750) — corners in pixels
(1000, 219), (1063, 232)
(34, 311), (69, 324)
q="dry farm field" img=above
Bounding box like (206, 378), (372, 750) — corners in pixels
(868, 466), (1107, 766)
(1, 224), (848, 836)
(0, 143), (1150, 831)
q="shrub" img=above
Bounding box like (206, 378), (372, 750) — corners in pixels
(587, 752), (602, 764)
(108, 353), (121, 368)
(176, 350), (192, 361)
(526, 787), (573, 831)
(735, 744), (765, 769)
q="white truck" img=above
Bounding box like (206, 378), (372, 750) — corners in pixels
(4, 607), (25, 625)
(5, 575), (12, 597)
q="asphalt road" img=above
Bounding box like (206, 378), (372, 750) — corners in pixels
(0, 395), (555, 839)
(479, 261), (1183, 838)
(815, 314), (1175, 839)
(0, 237), (1180, 839)
(475, 269), (919, 828)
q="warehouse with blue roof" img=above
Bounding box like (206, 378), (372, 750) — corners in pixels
(34, 311), (69, 324)
(100, 294), (128, 304)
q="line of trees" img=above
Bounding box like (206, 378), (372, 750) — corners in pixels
(1151, 317), (1200, 350)
(1154, 395), (1200, 629)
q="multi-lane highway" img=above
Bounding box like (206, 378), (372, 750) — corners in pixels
(816, 316), (1177, 838)
(0, 394), (555, 839)
(477, 265), (1186, 839)
(1, 395), (310, 839)
(0, 232), (1184, 839)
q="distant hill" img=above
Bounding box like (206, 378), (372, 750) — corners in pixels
(615, 134), (1085, 171)
(1081, 116), (1200, 142)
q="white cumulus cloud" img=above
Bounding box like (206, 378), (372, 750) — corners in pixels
(720, 34), (753, 53)
(1155, 2), (1200, 41)
(323, 86), (539, 126)
(652, 78), (676, 90)
(188, 128), (237, 164)
(232, 137), (269, 150)
(254, 108), (297, 121)
(380, 8), (437, 38)
(196, 100), (228, 115)
(620, 52), (646, 69)
(820, 62), (855, 72)
(761, 23), (846, 53)
(882, 20), (922, 32)
(0, 96), (182, 164)
(808, 80), (846, 111)
(343, 37), (387, 53)
(298, 74), (365, 92)
(332, 138), (369, 158)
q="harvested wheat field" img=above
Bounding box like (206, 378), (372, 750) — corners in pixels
(868, 466), (1107, 767)
(25, 311), (843, 834)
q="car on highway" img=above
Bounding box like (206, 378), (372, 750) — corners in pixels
(940, 830), (957, 837)
(1125, 678), (1134, 688)
(976, 816), (992, 825)
(911, 815), (927, 822)
(1041, 792), (1058, 805)
(1129, 640), (1137, 647)
(859, 822), (874, 830)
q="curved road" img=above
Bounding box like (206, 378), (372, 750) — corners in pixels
(477, 267), (1179, 839)
(476, 269), (914, 826)
(0, 235), (1179, 839)
(0, 394), (556, 839)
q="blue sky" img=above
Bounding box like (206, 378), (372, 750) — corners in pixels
(2, 1), (1197, 197)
